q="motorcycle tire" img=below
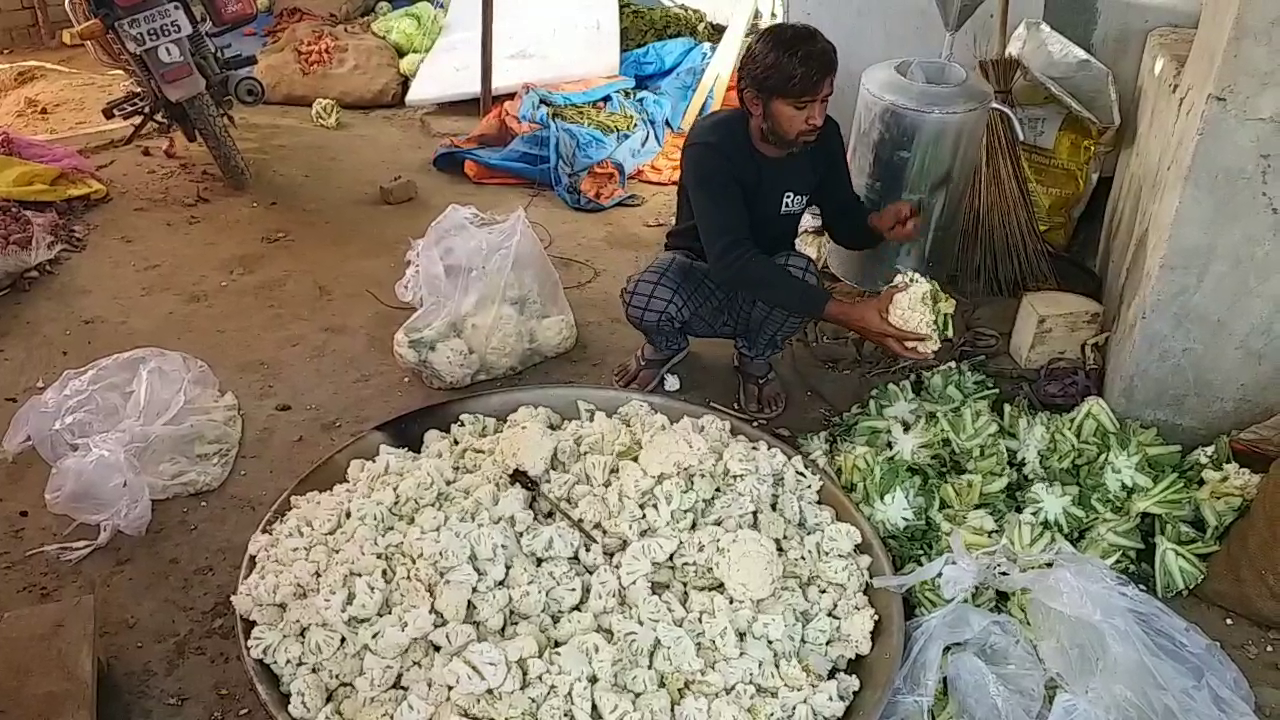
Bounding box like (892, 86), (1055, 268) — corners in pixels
(180, 91), (251, 191)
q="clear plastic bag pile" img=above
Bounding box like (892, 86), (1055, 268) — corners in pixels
(2, 348), (242, 562)
(875, 537), (1257, 720)
(393, 204), (578, 390)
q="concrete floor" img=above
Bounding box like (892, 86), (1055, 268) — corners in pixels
(0, 102), (1275, 717)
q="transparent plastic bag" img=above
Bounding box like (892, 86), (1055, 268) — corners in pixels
(995, 552), (1256, 720)
(875, 536), (1256, 720)
(392, 204), (578, 390)
(1043, 692), (1106, 720)
(2, 348), (242, 562)
(879, 602), (1046, 720)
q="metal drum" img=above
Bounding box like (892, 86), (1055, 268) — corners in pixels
(828, 58), (995, 290)
(237, 386), (906, 720)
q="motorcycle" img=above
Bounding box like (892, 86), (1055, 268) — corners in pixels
(66, 0), (265, 189)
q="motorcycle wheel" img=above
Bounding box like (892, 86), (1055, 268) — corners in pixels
(180, 92), (251, 191)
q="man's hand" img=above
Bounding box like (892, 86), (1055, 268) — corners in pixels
(869, 201), (921, 243)
(822, 287), (932, 360)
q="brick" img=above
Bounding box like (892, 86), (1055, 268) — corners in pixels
(47, 4), (66, 21)
(0, 8), (34, 27)
(0, 596), (97, 720)
(379, 176), (418, 205)
(0, 0), (23, 13)
(19, 0), (33, 8)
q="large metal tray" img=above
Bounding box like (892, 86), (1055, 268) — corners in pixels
(237, 385), (906, 720)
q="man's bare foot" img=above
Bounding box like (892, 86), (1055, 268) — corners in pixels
(612, 345), (689, 391)
(735, 356), (786, 420)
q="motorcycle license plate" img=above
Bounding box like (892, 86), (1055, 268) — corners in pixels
(117, 3), (193, 53)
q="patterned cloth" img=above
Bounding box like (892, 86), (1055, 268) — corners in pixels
(620, 250), (820, 362)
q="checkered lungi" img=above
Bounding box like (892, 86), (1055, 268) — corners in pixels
(619, 250), (820, 363)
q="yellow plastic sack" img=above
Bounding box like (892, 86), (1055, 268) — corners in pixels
(0, 156), (108, 203)
(1008, 20), (1120, 252)
(1012, 89), (1107, 251)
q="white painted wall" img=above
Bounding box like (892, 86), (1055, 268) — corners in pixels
(636, 0), (1205, 160)
(1090, 0), (1203, 137)
(791, 0), (1045, 130)
(788, 0), (1203, 150)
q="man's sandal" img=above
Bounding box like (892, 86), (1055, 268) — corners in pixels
(613, 347), (689, 392)
(735, 359), (786, 420)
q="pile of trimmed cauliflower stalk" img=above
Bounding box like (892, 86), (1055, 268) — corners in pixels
(234, 401), (879, 720)
(801, 361), (1263, 618)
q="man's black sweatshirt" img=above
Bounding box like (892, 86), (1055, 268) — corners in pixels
(664, 108), (883, 319)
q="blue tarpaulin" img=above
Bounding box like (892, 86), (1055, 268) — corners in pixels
(433, 37), (715, 211)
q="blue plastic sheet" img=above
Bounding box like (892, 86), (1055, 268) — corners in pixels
(433, 37), (715, 211)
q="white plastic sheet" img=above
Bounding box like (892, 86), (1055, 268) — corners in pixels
(2, 348), (242, 562)
(873, 537), (1257, 720)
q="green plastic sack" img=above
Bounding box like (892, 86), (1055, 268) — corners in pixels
(371, 1), (446, 57)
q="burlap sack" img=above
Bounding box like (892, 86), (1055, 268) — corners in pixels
(1197, 459), (1280, 626)
(256, 23), (403, 108)
(274, 0), (372, 22)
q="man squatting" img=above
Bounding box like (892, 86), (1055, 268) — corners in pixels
(615, 23), (930, 419)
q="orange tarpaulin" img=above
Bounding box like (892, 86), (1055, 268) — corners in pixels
(632, 73), (740, 186)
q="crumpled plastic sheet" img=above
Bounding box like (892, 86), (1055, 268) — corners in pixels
(2, 348), (242, 562)
(873, 536), (1257, 720)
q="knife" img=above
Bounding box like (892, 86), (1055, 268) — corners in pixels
(509, 469), (600, 546)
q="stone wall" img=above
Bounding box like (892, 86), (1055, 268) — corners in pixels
(0, 0), (73, 50)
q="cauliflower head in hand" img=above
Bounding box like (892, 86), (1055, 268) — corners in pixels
(885, 270), (956, 355)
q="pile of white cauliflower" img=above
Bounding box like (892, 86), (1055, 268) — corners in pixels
(233, 401), (879, 720)
(393, 286), (577, 390)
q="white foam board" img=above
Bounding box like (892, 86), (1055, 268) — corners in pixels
(406, 0), (621, 107)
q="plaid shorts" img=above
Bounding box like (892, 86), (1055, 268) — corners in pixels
(619, 250), (820, 363)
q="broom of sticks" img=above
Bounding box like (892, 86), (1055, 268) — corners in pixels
(952, 0), (1056, 298)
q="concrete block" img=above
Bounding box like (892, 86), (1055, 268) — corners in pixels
(1098, 28), (1197, 326)
(1103, 0), (1280, 442)
(1009, 291), (1104, 370)
(0, 8), (34, 28)
(378, 176), (418, 205)
(0, 595), (97, 720)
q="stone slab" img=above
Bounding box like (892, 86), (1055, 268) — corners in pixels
(0, 595), (97, 720)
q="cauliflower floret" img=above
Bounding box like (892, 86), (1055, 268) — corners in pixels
(713, 530), (782, 602)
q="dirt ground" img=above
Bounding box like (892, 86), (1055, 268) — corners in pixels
(0, 57), (129, 137)
(0, 49), (1277, 720)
